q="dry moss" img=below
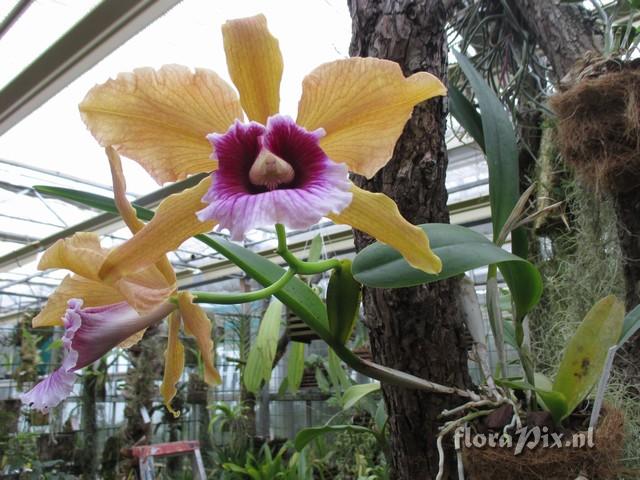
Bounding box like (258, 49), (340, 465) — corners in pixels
(549, 60), (640, 194)
(462, 407), (627, 480)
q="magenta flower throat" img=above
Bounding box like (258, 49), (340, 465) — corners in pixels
(197, 115), (352, 240)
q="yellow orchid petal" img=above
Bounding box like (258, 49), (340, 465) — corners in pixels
(106, 146), (177, 286)
(160, 310), (185, 417)
(178, 292), (221, 386)
(222, 14), (283, 123)
(107, 146), (145, 234)
(115, 276), (174, 314)
(297, 58), (446, 178)
(99, 176), (215, 283)
(80, 65), (243, 184)
(32, 275), (123, 327)
(328, 184), (442, 274)
(39, 232), (173, 312)
(38, 232), (107, 280)
(118, 329), (147, 349)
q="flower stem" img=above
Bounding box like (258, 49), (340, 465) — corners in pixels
(177, 269), (296, 305)
(275, 224), (341, 274)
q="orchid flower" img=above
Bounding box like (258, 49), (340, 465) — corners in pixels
(21, 300), (174, 412)
(78, 14), (446, 287)
(21, 148), (220, 414)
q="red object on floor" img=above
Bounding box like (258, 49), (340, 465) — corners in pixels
(131, 440), (206, 480)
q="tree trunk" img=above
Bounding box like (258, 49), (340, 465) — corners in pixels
(349, 1), (472, 478)
(613, 187), (640, 390)
(81, 367), (98, 480)
(512, 0), (602, 82)
(614, 188), (640, 311)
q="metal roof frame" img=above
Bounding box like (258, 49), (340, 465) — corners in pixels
(0, 0), (182, 136)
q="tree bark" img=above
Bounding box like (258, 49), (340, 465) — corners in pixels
(614, 188), (640, 311)
(349, 1), (472, 478)
(512, 0), (602, 82)
(81, 367), (98, 480)
(613, 187), (640, 390)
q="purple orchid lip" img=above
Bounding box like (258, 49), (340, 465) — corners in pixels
(197, 114), (352, 240)
(21, 299), (174, 412)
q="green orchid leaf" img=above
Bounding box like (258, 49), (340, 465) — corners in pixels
(497, 377), (569, 423)
(244, 299), (283, 394)
(327, 260), (361, 344)
(533, 372), (554, 411)
(452, 50), (525, 258)
(277, 377), (289, 397)
(327, 348), (351, 394)
(222, 463), (249, 474)
(315, 367), (331, 393)
(503, 320), (517, 348)
(499, 260), (542, 321)
(618, 303), (640, 347)
(47, 339), (64, 351)
(34, 185), (153, 220)
(448, 84), (485, 152)
(287, 341), (305, 393)
(352, 223), (541, 317)
(34, 185), (333, 341)
(553, 295), (625, 419)
(342, 382), (381, 411)
(373, 400), (388, 433)
(307, 234), (323, 262)
(294, 425), (374, 451)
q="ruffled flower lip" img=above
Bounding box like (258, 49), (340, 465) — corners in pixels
(20, 299), (83, 412)
(197, 114), (353, 240)
(21, 299), (157, 413)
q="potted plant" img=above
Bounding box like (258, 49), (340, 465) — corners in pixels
(455, 295), (629, 480)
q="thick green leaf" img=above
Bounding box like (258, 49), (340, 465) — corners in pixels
(342, 382), (381, 411)
(453, 50), (520, 244)
(294, 425), (374, 451)
(503, 320), (517, 348)
(34, 185), (152, 219)
(277, 377), (289, 397)
(499, 260), (541, 321)
(35, 185), (334, 341)
(244, 299), (283, 393)
(315, 367), (331, 392)
(618, 303), (640, 347)
(327, 260), (361, 344)
(448, 85), (485, 152)
(223, 463), (249, 474)
(373, 400), (387, 433)
(352, 223), (541, 317)
(553, 295), (625, 418)
(307, 234), (323, 262)
(497, 377), (569, 423)
(287, 342), (305, 393)
(327, 348), (351, 394)
(533, 372), (554, 411)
